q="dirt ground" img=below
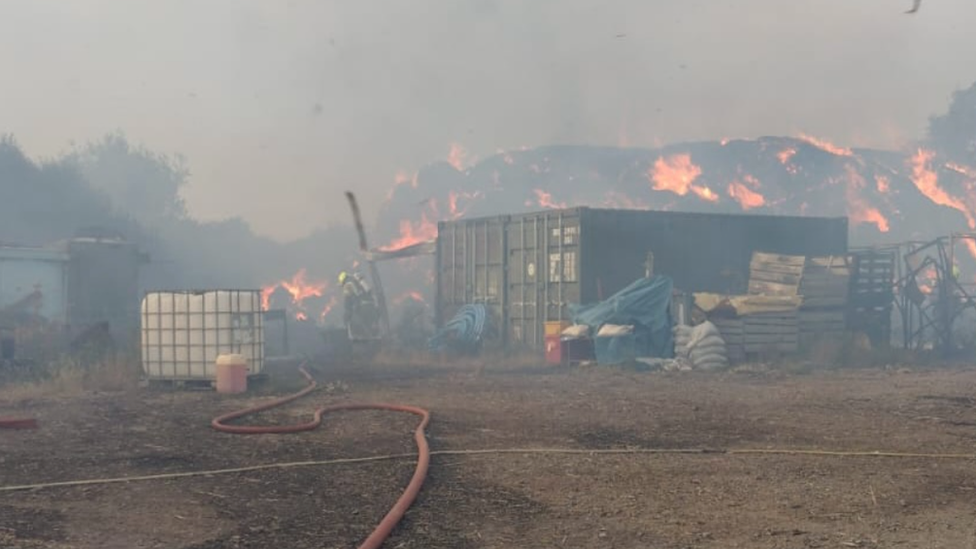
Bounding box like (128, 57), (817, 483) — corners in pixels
(2, 359), (976, 549)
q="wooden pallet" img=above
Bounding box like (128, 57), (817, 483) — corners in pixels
(713, 310), (799, 356)
(800, 255), (851, 308)
(848, 250), (895, 346)
(748, 252), (805, 296)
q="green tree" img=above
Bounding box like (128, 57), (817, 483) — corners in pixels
(66, 132), (189, 225)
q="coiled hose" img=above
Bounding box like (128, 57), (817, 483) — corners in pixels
(211, 366), (430, 549)
(428, 304), (488, 351)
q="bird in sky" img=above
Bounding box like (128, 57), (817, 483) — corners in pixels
(905, 0), (921, 14)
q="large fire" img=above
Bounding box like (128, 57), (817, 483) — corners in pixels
(448, 143), (470, 172)
(648, 154), (718, 202)
(727, 175), (765, 210)
(527, 189), (567, 209)
(777, 147), (797, 164)
(387, 170), (419, 201)
(448, 190), (483, 219)
(842, 165), (890, 233)
(261, 268), (332, 321)
(364, 135), (976, 315)
(797, 134), (854, 157)
(875, 174), (891, 193)
(380, 213), (438, 251)
(909, 149), (975, 229)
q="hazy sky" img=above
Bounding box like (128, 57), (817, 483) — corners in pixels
(2, 0), (974, 241)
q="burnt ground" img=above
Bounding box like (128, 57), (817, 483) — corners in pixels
(2, 360), (976, 549)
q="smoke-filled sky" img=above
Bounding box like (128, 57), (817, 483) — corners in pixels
(2, 0), (974, 241)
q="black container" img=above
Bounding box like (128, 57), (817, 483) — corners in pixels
(436, 207), (848, 351)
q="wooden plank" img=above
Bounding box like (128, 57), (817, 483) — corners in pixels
(750, 261), (806, 275)
(752, 269), (804, 284)
(743, 313), (798, 322)
(748, 280), (800, 296)
(807, 256), (851, 268)
(800, 321), (846, 328)
(744, 333), (798, 342)
(753, 252), (806, 266)
(800, 286), (848, 294)
(744, 343), (798, 353)
(743, 326), (798, 335)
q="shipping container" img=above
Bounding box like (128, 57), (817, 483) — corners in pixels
(141, 290), (265, 381)
(436, 207), (848, 351)
(0, 246), (69, 323)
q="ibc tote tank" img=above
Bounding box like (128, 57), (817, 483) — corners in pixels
(141, 290), (265, 381)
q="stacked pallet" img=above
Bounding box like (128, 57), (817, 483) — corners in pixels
(798, 255), (851, 346)
(741, 252), (804, 356)
(712, 309), (799, 357)
(748, 252), (804, 297)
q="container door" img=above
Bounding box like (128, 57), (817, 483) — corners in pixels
(506, 211), (582, 350)
(436, 218), (507, 346)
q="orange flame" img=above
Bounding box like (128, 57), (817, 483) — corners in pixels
(917, 266), (938, 295)
(447, 143), (468, 171)
(380, 213), (438, 251)
(797, 134), (854, 156)
(777, 148), (797, 165)
(693, 186), (719, 202)
(649, 154), (717, 201)
(261, 269), (330, 320)
(319, 296), (337, 322)
(910, 149), (976, 229)
(280, 269), (326, 303)
(386, 170), (419, 201)
(527, 189), (567, 209)
(946, 162), (976, 179)
(841, 166), (889, 233)
(727, 175), (765, 210)
(963, 239), (976, 263)
(448, 190), (483, 219)
(875, 175), (890, 193)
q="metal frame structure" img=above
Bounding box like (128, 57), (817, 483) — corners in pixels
(887, 234), (976, 353)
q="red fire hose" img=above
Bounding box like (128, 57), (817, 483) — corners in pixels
(0, 417), (37, 429)
(211, 366), (431, 549)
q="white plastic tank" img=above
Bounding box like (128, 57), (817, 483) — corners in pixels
(141, 290), (265, 380)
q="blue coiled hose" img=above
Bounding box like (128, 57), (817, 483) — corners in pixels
(428, 304), (488, 352)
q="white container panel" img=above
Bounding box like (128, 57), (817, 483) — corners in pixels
(141, 290), (265, 380)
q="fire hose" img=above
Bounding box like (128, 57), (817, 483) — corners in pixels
(0, 417), (37, 429)
(210, 365), (430, 549)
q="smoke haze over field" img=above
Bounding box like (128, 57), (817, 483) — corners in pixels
(2, 0), (976, 240)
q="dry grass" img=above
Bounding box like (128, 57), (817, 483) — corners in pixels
(0, 352), (141, 403)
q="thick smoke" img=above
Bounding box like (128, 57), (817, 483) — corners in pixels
(0, 133), (359, 320)
(4, 1), (975, 239)
(3, 80), (976, 343)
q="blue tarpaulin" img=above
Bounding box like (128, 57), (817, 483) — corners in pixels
(569, 276), (674, 363)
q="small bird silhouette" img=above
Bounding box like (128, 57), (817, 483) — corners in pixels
(905, 0), (921, 14)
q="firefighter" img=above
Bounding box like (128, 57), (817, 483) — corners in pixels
(338, 271), (371, 326)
